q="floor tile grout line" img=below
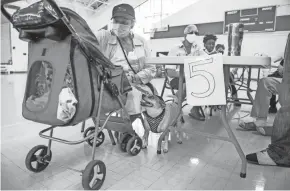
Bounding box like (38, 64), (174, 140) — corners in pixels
(107, 159), (173, 190)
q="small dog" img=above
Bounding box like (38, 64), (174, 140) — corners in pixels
(140, 93), (183, 153)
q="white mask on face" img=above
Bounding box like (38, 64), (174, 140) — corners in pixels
(186, 34), (197, 43)
(112, 23), (131, 37)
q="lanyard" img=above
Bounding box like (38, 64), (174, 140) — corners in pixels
(116, 35), (137, 74)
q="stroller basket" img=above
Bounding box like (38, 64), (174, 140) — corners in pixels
(8, 0), (133, 126)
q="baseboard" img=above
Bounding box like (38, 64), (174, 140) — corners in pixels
(1, 71), (27, 74)
(11, 71), (27, 73)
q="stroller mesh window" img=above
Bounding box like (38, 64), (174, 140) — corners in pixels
(25, 61), (53, 112)
(63, 63), (75, 95)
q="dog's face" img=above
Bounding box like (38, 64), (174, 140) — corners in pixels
(141, 94), (165, 109)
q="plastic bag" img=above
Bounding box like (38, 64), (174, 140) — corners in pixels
(57, 87), (78, 122)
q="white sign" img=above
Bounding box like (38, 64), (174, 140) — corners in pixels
(184, 55), (226, 106)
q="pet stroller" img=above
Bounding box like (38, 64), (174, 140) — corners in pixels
(1, 0), (143, 189)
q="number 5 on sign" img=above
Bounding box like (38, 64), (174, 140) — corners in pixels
(184, 55), (226, 106)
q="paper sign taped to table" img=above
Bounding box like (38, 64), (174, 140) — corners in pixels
(184, 55), (226, 106)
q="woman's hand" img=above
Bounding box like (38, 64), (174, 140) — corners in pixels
(133, 74), (142, 84)
(126, 72), (143, 84)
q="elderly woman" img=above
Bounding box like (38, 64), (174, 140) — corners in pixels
(94, 4), (156, 121)
(166, 25), (206, 121)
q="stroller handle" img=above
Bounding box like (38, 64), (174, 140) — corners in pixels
(1, 0), (64, 19)
(1, 0), (77, 34)
(1, 0), (20, 22)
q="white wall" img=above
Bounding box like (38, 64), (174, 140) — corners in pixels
(150, 31), (289, 57)
(149, 0), (290, 57)
(1, 23), (11, 63)
(10, 26), (28, 72)
(153, 0), (290, 27)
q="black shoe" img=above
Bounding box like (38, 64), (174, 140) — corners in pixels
(232, 94), (241, 107)
(234, 100), (241, 107)
(189, 108), (205, 121)
(268, 106), (277, 114)
(246, 153), (259, 164)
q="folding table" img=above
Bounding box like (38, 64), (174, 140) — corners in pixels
(145, 56), (271, 178)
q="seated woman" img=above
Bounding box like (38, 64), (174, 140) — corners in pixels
(94, 4), (156, 122)
(166, 25), (206, 121)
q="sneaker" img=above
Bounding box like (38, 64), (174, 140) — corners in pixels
(239, 121), (257, 131)
(256, 126), (273, 136)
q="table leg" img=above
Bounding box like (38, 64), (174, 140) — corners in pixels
(220, 106), (247, 177)
(223, 66), (247, 178)
(177, 65), (185, 110)
(157, 65), (184, 154)
(247, 67), (254, 104)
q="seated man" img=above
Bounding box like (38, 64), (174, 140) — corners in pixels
(268, 58), (284, 113)
(166, 24), (206, 121)
(239, 54), (284, 136)
(245, 46), (289, 167)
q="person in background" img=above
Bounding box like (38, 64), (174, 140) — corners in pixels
(215, 43), (241, 106)
(245, 47), (289, 167)
(166, 24), (206, 121)
(203, 34), (218, 55)
(94, 4), (156, 122)
(216, 44), (225, 54)
(239, 53), (284, 136)
(268, 56), (284, 113)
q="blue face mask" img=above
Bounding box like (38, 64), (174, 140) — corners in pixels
(112, 23), (131, 37)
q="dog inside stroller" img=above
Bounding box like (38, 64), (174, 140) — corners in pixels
(1, 0), (143, 190)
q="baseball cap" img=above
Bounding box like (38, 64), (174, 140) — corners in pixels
(184, 24), (199, 35)
(112, 4), (135, 20)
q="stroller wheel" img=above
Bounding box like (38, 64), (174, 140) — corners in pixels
(83, 127), (105, 147)
(119, 133), (132, 152)
(126, 136), (142, 156)
(82, 160), (106, 190)
(25, 145), (52, 173)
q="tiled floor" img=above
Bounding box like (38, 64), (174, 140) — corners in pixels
(1, 74), (290, 190)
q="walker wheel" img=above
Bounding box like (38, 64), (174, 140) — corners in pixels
(25, 145), (52, 173)
(126, 136), (142, 156)
(83, 127), (105, 147)
(119, 133), (132, 152)
(82, 160), (106, 190)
